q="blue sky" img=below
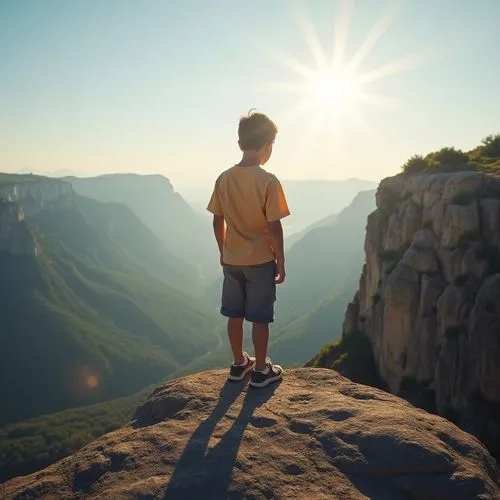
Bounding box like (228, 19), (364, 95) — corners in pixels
(1, 0), (499, 196)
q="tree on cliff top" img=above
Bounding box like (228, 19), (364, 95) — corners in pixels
(426, 147), (469, 170)
(402, 134), (500, 175)
(480, 134), (500, 158)
(402, 155), (429, 174)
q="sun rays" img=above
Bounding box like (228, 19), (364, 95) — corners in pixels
(252, 0), (431, 146)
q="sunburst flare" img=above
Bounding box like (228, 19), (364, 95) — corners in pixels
(252, 0), (434, 145)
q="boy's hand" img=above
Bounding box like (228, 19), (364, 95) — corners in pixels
(275, 261), (286, 284)
(220, 253), (224, 266)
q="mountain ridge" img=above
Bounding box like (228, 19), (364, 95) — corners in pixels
(66, 173), (218, 281)
(0, 173), (221, 426)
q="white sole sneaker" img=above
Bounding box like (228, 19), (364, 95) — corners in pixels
(249, 365), (283, 388)
(228, 357), (255, 381)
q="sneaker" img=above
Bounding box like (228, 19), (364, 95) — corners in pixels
(249, 358), (283, 388)
(228, 352), (255, 381)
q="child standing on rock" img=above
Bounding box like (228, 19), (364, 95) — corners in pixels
(207, 110), (290, 388)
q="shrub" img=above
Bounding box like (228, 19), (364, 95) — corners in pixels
(402, 155), (429, 174)
(427, 147), (469, 170)
(311, 330), (388, 391)
(402, 134), (500, 177)
(481, 134), (500, 159)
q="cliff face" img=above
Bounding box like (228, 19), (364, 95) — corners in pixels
(343, 171), (500, 458)
(0, 178), (72, 216)
(3, 369), (500, 499)
(0, 176), (73, 256)
(0, 202), (36, 256)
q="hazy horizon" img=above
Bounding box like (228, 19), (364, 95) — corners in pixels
(1, 0), (499, 194)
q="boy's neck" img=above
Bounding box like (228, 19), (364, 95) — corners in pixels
(237, 152), (260, 168)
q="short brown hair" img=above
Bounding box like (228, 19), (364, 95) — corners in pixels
(238, 110), (278, 151)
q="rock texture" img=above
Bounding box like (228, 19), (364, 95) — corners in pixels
(343, 171), (500, 462)
(3, 369), (500, 499)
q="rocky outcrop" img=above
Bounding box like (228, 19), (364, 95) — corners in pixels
(0, 178), (72, 216)
(0, 202), (36, 256)
(0, 176), (73, 256)
(343, 171), (500, 461)
(3, 369), (500, 499)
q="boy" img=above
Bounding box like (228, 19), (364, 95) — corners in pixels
(207, 110), (290, 388)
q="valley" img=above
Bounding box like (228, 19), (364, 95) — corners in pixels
(3, 2), (500, 495)
(0, 172), (372, 482)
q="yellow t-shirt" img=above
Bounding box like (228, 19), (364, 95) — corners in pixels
(207, 165), (290, 266)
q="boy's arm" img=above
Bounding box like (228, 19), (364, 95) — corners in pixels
(212, 215), (226, 264)
(265, 177), (290, 284)
(207, 179), (225, 264)
(268, 220), (285, 284)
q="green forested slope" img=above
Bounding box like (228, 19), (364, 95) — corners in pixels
(0, 192), (220, 427)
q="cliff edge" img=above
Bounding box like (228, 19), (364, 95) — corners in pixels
(337, 171), (500, 462)
(3, 369), (499, 499)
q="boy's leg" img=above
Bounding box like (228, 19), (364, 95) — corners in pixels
(243, 261), (276, 365)
(244, 261), (283, 387)
(252, 322), (269, 370)
(228, 317), (245, 365)
(221, 265), (255, 381)
(221, 265), (246, 363)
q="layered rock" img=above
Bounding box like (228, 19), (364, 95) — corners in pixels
(343, 171), (500, 461)
(0, 202), (36, 256)
(0, 176), (73, 256)
(0, 178), (72, 216)
(3, 369), (500, 499)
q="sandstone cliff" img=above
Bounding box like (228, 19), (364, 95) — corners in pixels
(342, 171), (500, 461)
(0, 175), (73, 256)
(3, 369), (500, 499)
(0, 177), (72, 216)
(0, 202), (36, 256)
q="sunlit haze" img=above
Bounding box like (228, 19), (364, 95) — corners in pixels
(1, 0), (499, 199)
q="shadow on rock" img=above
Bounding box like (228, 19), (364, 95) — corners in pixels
(163, 378), (281, 499)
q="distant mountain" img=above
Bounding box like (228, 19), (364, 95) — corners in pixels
(269, 189), (377, 364)
(201, 188), (377, 366)
(0, 178), (377, 481)
(17, 168), (83, 178)
(66, 174), (219, 283)
(40, 195), (200, 296)
(0, 174), (221, 426)
(285, 212), (338, 249)
(182, 177), (377, 238)
(281, 178), (377, 235)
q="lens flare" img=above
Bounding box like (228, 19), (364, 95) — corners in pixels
(86, 374), (99, 389)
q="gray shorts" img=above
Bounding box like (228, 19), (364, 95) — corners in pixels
(221, 260), (277, 324)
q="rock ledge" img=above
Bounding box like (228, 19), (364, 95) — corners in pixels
(3, 369), (500, 499)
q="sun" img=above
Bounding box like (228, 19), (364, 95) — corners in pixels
(254, 1), (428, 140)
(307, 70), (361, 112)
